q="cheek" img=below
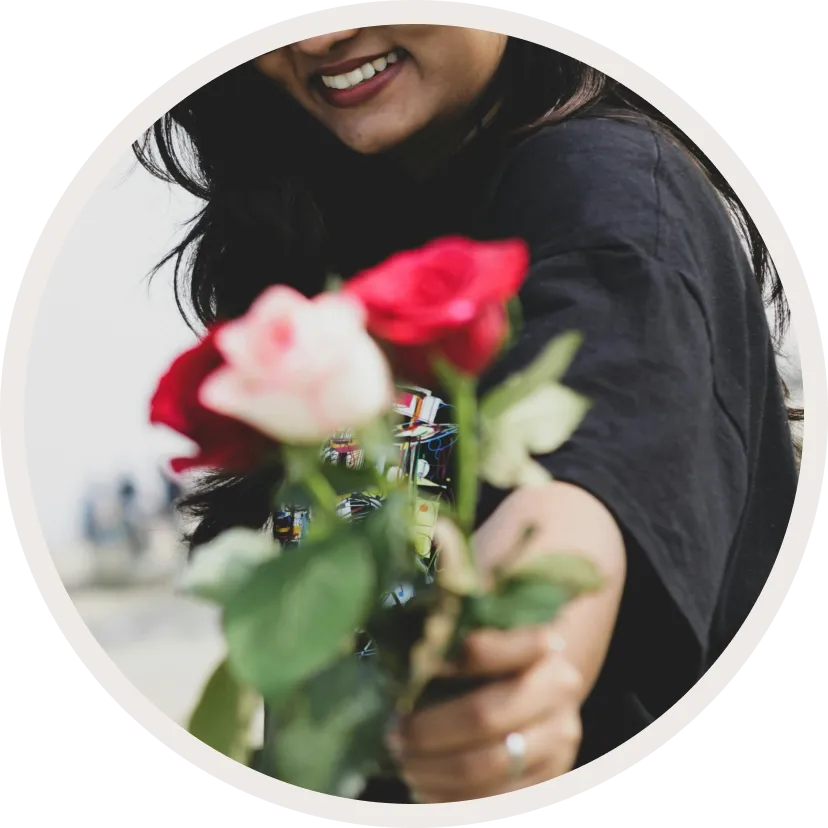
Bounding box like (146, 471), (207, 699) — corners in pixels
(252, 52), (302, 96)
(468, 37), (506, 90)
(449, 33), (506, 92)
(418, 42), (504, 112)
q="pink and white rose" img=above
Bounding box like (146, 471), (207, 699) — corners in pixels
(199, 286), (393, 443)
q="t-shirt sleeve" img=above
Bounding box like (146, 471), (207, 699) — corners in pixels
(477, 118), (750, 682)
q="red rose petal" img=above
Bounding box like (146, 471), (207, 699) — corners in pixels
(150, 328), (274, 473)
(345, 236), (529, 384)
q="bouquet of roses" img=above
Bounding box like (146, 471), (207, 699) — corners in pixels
(150, 236), (600, 797)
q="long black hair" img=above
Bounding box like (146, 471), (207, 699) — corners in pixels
(134, 37), (800, 546)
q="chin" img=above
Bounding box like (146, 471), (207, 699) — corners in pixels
(338, 124), (416, 156)
(342, 136), (403, 156)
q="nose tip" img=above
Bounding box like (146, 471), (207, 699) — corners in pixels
(291, 30), (361, 57)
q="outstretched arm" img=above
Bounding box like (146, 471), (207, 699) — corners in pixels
(391, 480), (626, 802)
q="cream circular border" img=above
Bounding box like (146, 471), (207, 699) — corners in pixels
(1, 2), (824, 825)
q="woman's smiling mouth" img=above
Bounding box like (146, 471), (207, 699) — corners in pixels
(313, 49), (407, 107)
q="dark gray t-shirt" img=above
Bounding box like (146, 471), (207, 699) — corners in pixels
(358, 115), (797, 802)
(468, 115), (798, 766)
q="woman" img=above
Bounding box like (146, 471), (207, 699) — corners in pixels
(135, 27), (800, 802)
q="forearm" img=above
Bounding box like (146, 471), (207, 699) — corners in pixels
(473, 480), (627, 697)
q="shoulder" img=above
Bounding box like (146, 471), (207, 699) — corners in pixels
(484, 116), (661, 254)
(483, 115), (732, 268)
(503, 114), (662, 184)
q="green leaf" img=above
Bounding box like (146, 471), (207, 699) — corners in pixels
(480, 331), (583, 420)
(363, 489), (417, 588)
(470, 552), (602, 631)
(505, 552), (604, 595)
(276, 465), (379, 509)
(177, 528), (280, 605)
(223, 534), (376, 702)
(187, 658), (260, 765)
(480, 383), (589, 489)
(469, 577), (569, 629)
(274, 657), (392, 796)
(281, 444), (325, 481)
(320, 463), (380, 496)
(275, 480), (312, 510)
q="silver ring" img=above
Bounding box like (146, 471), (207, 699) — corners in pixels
(547, 632), (567, 653)
(504, 731), (527, 780)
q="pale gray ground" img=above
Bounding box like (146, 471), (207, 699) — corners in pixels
(61, 522), (227, 727)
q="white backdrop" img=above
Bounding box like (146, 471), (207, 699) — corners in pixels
(24, 151), (196, 553)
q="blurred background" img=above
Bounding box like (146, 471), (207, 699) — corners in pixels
(23, 146), (804, 731)
(24, 149), (223, 727)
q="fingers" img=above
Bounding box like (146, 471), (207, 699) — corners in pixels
(393, 621), (582, 801)
(401, 711), (556, 792)
(399, 651), (582, 755)
(494, 714), (581, 797)
(403, 707), (582, 803)
(453, 625), (566, 677)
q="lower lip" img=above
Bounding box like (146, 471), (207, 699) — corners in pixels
(316, 56), (406, 108)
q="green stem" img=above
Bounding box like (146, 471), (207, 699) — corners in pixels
(281, 445), (339, 519)
(453, 374), (480, 544)
(303, 468), (340, 518)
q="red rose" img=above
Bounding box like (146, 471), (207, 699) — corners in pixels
(344, 236), (529, 383)
(150, 328), (274, 473)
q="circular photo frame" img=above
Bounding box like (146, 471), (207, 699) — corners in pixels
(2, 3), (824, 826)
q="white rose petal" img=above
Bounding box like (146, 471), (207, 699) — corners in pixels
(200, 290), (393, 444)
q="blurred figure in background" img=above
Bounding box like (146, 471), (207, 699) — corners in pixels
(157, 467), (188, 545)
(159, 468), (184, 516)
(117, 475), (148, 559)
(81, 487), (103, 548)
(78, 473), (162, 585)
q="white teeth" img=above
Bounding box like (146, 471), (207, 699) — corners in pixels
(320, 50), (400, 91)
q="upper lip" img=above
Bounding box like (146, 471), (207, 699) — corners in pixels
(313, 50), (394, 77)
